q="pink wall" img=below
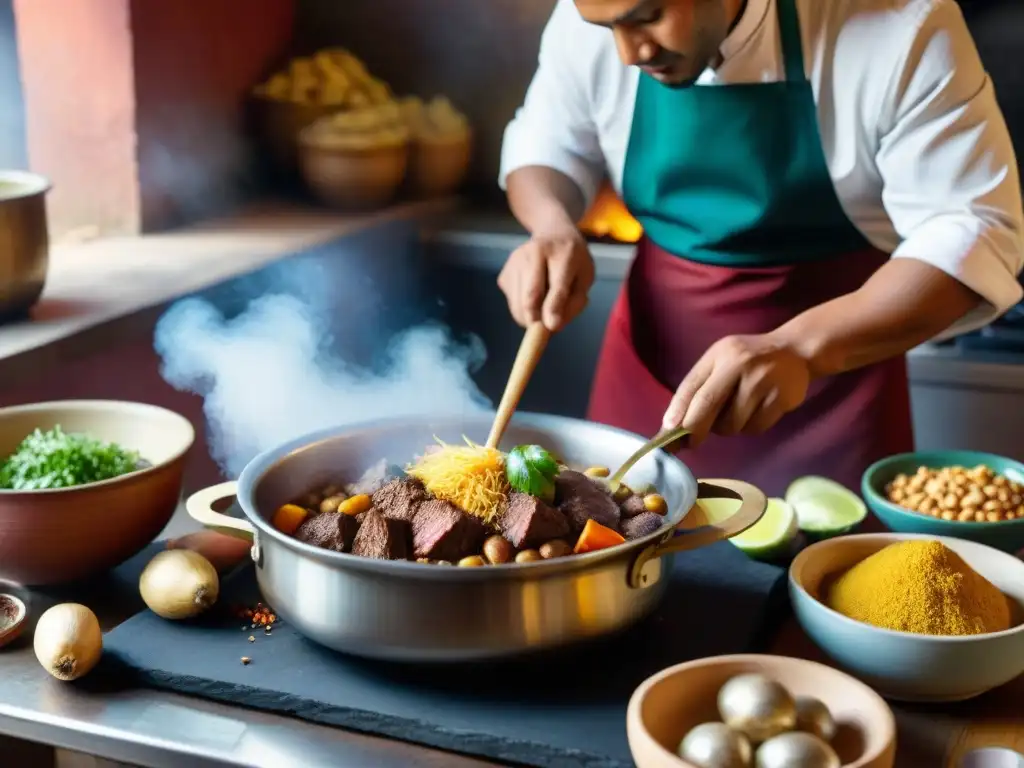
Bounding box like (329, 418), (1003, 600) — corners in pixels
(13, 0), (295, 239)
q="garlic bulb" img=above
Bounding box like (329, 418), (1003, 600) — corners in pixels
(33, 603), (103, 681)
(140, 549), (219, 620)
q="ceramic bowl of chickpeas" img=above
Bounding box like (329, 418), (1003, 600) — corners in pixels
(862, 451), (1024, 553)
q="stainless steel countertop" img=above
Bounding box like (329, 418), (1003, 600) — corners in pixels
(0, 505), (502, 768)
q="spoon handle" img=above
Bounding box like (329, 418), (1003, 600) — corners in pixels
(486, 322), (551, 449)
(607, 426), (690, 491)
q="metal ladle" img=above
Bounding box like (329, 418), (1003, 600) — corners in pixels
(607, 426), (690, 493)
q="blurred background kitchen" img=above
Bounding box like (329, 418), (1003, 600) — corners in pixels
(0, 0), (1022, 495)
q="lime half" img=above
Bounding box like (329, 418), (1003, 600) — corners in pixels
(785, 476), (867, 538)
(726, 497), (798, 561)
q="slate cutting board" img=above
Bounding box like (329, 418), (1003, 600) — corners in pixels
(101, 541), (787, 768)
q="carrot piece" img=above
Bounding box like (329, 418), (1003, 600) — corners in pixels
(573, 518), (626, 554)
(271, 503), (309, 535)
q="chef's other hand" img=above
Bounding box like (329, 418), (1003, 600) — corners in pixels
(498, 229), (595, 332)
(662, 334), (812, 447)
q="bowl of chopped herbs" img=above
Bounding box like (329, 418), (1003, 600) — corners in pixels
(0, 400), (194, 585)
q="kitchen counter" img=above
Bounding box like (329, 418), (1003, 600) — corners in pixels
(0, 198), (458, 387)
(1, 498), (1022, 768)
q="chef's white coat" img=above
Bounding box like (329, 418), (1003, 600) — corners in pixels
(499, 0), (1024, 335)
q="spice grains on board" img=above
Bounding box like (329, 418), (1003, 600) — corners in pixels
(826, 540), (1012, 635)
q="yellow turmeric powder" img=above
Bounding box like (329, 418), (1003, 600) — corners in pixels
(826, 540), (1012, 636)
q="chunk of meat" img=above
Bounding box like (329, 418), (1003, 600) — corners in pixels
(295, 511), (361, 553)
(351, 508), (411, 560)
(620, 494), (647, 519)
(555, 470), (621, 533)
(498, 492), (570, 549)
(622, 512), (666, 540)
(372, 477), (428, 523)
(412, 499), (487, 562)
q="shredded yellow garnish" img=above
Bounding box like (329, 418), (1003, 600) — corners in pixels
(406, 437), (509, 524)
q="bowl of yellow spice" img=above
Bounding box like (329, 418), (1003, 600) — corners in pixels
(789, 533), (1024, 702)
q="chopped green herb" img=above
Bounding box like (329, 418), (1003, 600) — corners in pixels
(0, 426), (141, 490)
(505, 444), (559, 503)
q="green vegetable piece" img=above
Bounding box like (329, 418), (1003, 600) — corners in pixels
(0, 425), (141, 491)
(505, 445), (559, 503)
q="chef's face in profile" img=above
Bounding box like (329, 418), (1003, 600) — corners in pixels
(574, 0), (741, 86)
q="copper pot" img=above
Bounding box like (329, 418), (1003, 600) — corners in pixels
(0, 170), (50, 321)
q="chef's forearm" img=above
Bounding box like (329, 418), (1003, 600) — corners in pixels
(770, 258), (983, 378)
(506, 166), (587, 237)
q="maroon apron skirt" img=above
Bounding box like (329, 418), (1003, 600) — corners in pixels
(587, 237), (914, 498)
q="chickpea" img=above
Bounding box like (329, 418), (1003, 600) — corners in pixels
(320, 494), (347, 514)
(515, 549), (543, 563)
(337, 494), (372, 516)
(539, 540), (572, 559)
(583, 466), (610, 478)
(416, 558), (432, 564)
(322, 484), (341, 498)
(482, 535), (513, 565)
(436, 560), (454, 566)
(300, 492), (322, 509)
(886, 463), (1019, 523)
(458, 556), (486, 567)
(643, 493), (668, 516)
(612, 484), (633, 503)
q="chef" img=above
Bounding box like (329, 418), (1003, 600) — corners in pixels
(497, 0), (1024, 494)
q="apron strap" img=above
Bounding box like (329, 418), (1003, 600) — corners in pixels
(776, 0), (807, 83)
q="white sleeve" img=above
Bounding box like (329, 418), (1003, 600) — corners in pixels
(875, 0), (1024, 338)
(498, 0), (605, 210)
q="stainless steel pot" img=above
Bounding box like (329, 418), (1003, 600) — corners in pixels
(0, 170), (50, 320)
(187, 413), (766, 661)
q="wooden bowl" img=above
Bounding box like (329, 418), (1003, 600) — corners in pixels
(862, 451), (1024, 553)
(297, 138), (409, 211)
(408, 130), (472, 198)
(0, 400), (194, 586)
(790, 533), (1024, 702)
(627, 654), (896, 768)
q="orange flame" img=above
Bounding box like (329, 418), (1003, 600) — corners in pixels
(579, 185), (643, 243)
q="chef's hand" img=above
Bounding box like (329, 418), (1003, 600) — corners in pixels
(662, 334), (812, 447)
(498, 229), (595, 332)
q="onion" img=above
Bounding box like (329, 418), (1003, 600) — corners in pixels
(33, 603), (103, 681)
(140, 549), (219, 620)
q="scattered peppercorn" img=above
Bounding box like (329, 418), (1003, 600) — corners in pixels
(241, 656), (251, 665)
(248, 635), (255, 642)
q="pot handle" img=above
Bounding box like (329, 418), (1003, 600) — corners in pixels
(627, 478), (766, 589)
(185, 481), (254, 541)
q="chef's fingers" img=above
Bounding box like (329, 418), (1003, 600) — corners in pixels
(520, 246), (548, 325)
(662, 354), (715, 431)
(542, 250), (575, 331)
(498, 246), (527, 326)
(681, 365), (741, 447)
(713, 365), (773, 436)
(561, 285), (589, 328)
(746, 389), (787, 434)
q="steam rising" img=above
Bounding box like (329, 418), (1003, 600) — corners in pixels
(155, 294), (491, 478)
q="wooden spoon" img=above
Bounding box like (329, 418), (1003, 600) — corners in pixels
(606, 426), (690, 493)
(485, 322), (551, 449)
(0, 593), (27, 649)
